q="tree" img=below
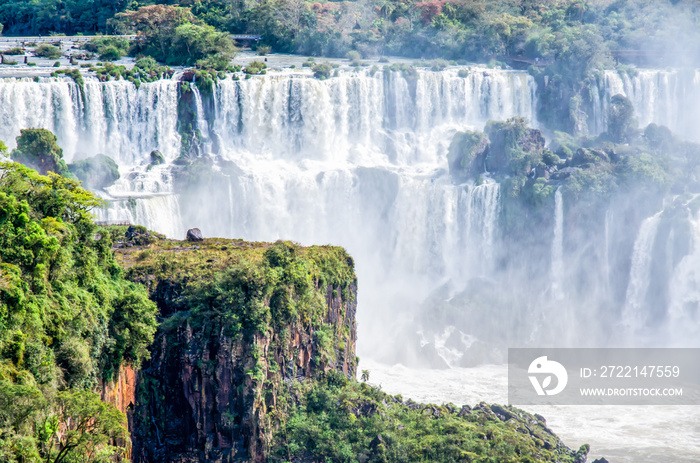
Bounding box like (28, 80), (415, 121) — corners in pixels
(38, 390), (127, 463)
(171, 23), (236, 67)
(114, 5), (236, 66)
(608, 94), (636, 143)
(114, 5), (195, 61)
(11, 128), (68, 176)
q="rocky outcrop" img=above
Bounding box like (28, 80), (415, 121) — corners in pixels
(186, 228), (203, 241)
(114, 239), (357, 463)
(68, 153), (120, 190)
(100, 364), (138, 459)
(447, 130), (489, 181)
(100, 364), (137, 416)
(150, 150), (166, 166)
(485, 117), (545, 176)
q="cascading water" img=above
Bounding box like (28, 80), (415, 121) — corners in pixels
(0, 75), (184, 232)
(667, 211), (700, 343)
(2, 67), (700, 354)
(0, 67), (528, 358)
(4, 63), (700, 462)
(592, 69), (700, 140)
(621, 211), (662, 336)
(550, 187), (565, 300)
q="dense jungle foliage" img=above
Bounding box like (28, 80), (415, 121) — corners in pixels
(0, 155), (158, 462)
(1, 1), (698, 68)
(2, 1), (698, 127)
(272, 371), (589, 462)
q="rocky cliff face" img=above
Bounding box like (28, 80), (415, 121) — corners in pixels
(113, 237), (357, 462)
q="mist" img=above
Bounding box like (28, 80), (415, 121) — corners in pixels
(2, 62), (700, 371)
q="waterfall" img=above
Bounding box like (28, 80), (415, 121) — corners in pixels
(469, 181), (500, 275)
(667, 213), (700, 343)
(551, 187), (565, 300)
(0, 77), (181, 164)
(594, 69), (700, 140)
(191, 86), (211, 154)
(603, 208), (613, 292)
(622, 212), (662, 334)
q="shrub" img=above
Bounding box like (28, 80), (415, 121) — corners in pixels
(84, 36), (129, 57)
(67, 154), (120, 190)
(135, 56), (158, 70)
(3, 47), (24, 55)
(244, 60), (267, 75)
(256, 45), (271, 56)
(345, 50), (361, 65)
(34, 44), (63, 59)
(53, 61), (61, 67)
(99, 46), (122, 61)
(431, 58), (449, 71)
(312, 62), (332, 79)
(542, 150), (561, 166)
(197, 52), (231, 70)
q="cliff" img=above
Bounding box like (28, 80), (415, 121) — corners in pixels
(113, 236), (357, 462)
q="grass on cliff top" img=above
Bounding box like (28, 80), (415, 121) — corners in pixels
(108, 227), (356, 338)
(112, 232), (355, 292)
(272, 371), (588, 463)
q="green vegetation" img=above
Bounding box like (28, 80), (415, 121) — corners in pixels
(447, 130), (488, 181)
(0, 1), (696, 88)
(33, 44), (62, 60)
(244, 59), (267, 75)
(118, 239), (355, 338)
(10, 129), (69, 177)
(272, 371), (588, 462)
(67, 154), (120, 190)
(113, 5), (236, 68)
(3, 47), (24, 55)
(312, 62), (332, 79)
(84, 36), (129, 61)
(0, 161), (158, 462)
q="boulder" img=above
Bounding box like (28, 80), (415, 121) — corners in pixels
(186, 228), (203, 242)
(149, 150), (165, 166)
(68, 153), (120, 190)
(569, 148), (609, 167)
(447, 130), (489, 181)
(484, 117), (545, 176)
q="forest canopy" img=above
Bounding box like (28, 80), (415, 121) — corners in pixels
(0, 0), (698, 70)
(0, 161), (158, 462)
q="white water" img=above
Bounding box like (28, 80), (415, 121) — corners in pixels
(667, 212), (700, 343)
(551, 187), (565, 300)
(622, 212), (662, 337)
(3, 67), (700, 461)
(0, 77), (181, 164)
(593, 69), (700, 140)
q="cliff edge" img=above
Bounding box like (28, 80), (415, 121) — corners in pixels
(112, 234), (357, 462)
